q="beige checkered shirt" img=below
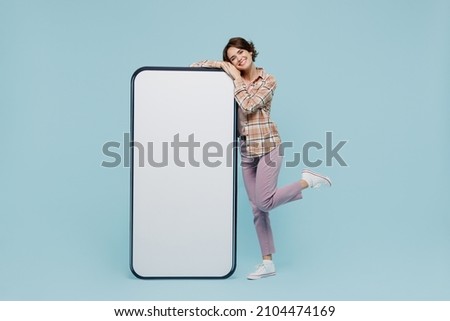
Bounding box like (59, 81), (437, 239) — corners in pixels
(191, 61), (281, 157)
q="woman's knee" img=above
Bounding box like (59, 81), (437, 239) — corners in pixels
(255, 195), (273, 212)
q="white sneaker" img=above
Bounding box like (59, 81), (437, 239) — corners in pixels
(302, 169), (332, 188)
(247, 260), (276, 280)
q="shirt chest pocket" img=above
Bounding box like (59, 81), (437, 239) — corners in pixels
(250, 81), (263, 92)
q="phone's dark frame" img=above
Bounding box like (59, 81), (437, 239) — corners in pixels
(129, 66), (238, 279)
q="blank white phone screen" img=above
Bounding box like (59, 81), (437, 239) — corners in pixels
(131, 68), (236, 278)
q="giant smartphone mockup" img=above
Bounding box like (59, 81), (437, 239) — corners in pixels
(130, 67), (237, 278)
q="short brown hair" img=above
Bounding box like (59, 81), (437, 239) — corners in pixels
(222, 37), (259, 62)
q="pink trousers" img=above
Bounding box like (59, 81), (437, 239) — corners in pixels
(241, 142), (303, 256)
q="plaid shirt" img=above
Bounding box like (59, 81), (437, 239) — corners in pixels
(191, 61), (281, 157)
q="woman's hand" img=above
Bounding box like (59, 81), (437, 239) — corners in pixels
(220, 61), (241, 80)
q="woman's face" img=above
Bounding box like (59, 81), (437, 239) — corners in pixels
(227, 47), (253, 71)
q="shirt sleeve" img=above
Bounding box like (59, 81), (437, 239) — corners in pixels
(234, 75), (277, 115)
(189, 60), (222, 68)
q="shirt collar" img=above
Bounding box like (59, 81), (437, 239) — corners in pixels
(249, 67), (265, 83)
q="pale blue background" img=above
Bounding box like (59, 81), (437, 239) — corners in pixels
(1, 0), (449, 300)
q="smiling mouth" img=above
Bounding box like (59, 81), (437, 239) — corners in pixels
(238, 58), (247, 67)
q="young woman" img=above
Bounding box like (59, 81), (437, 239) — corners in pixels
(191, 37), (331, 280)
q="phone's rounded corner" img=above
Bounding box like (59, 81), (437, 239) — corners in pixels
(131, 67), (149, 85)
(129, 263), (147, 280)
(220, 261), (237, 279)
